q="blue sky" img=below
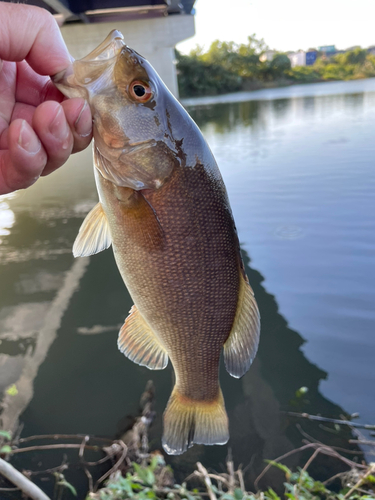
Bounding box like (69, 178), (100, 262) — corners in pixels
(177, 0), (375, 54)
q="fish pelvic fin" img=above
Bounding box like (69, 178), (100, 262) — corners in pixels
(118, 305), (168, 370)
(162, 387), (229, 455)
(223, 270), (260, 379)
(73, 203), (112, 257)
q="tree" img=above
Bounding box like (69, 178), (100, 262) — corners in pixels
(175, 50), (241, 98)
(334, 48), (367, 66)
(268, 53), (291, 77)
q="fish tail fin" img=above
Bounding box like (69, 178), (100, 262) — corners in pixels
(162, 387), (229, 455)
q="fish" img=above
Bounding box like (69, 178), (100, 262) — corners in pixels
(54, 30), (260, 455)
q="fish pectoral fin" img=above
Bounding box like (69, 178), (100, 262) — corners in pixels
(73, 203), (112, 257)
(223, 270), (261, 379)
(118, 305), (168, 370)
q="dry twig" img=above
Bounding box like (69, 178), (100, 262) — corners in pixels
(10, 443), (100, 454)
(196, 462), (217, 500)
(227, 450), (235, 495)
(17, 434), (112, 444)
(254, 442), (367, 490)
(94, 440), (128, 492)
(285, 412), (375, 430)
(343, 463), (375, 499)
(0, 457), (50, 500)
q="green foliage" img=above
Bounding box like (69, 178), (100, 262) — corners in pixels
(335, 48), (368, 66)
(0, 430), (12, 440)
(6, 384), (18, 396)
(55, 473), (78, 497)
(94, 459), (375, 500)
(176, 50), (242, 97)
(0, 429), (12, 454)
(177, 37), (375, 97)
(268, 461), (375, 500)
(0, 445), (12, 454)
(266, 54), (292, 79)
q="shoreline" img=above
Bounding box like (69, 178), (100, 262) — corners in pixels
(180, 77), (375, 107)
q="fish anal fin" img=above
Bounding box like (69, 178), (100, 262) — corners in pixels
(162, 387), (229, 455)
(224, 271), (261, 379)
(73, 203), (112, 257)
(118, 305), (168, 370)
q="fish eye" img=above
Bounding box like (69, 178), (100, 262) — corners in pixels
(129, 80), (152, 102)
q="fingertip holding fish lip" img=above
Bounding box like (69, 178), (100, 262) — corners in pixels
(52, 66), (72, 84)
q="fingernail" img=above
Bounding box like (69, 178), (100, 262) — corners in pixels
(49, 106), (70, 145)
(18, 121), (41, 155)
(75, 101), (92, 138)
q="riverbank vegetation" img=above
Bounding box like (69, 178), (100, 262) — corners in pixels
(0, 385), (374, 499)
(176, 36), (375, 97)
(1, 432), (374, 500)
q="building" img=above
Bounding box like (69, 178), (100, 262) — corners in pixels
(2, 0), (196, 97)
(318, 45), (336, 55)
(305, 51), (317, 66)
(288, 50), (317, 67)
(288, 50), (306, 67)
(259, 50), (277, 62)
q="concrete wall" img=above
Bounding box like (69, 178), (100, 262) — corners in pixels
(288, 51), (306, 67)
(61, 14), (195, 97)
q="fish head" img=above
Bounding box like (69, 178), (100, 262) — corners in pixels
(54, 30), (190, 190)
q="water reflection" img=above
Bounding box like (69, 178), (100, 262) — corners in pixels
(169, 249), (361, 489)
(1, 78), (374, 497)
(0, 200), (360, 496)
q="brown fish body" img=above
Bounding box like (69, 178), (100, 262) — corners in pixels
(98, 159), (240, 397)
(55, 30), (260, 454)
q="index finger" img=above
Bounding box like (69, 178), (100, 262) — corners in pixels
(0, 2), (70, 76)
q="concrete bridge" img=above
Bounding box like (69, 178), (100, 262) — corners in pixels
(6, 0), (196, 97)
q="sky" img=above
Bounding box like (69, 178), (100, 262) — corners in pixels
(177, 0), (375, 54)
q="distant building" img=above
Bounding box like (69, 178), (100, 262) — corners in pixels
(259, 50), (277, 62)
(318, 45), (336, 54)
(305, 51), (317, 66)
(288, 51), (306, 67)
(288, 50), (317, 67)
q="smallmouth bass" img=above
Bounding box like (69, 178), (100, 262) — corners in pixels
(54, 31), (260, 455)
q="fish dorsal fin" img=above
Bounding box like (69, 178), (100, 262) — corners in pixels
(223, 271), (261, 379)
(118, 305), (168, 370)
(73, 202), (112, 257)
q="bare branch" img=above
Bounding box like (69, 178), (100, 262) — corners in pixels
(0, 458), (50, 500)
(197, 462), (217, 500)
(285, 412), (375, 430)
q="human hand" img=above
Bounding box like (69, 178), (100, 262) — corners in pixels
(0, 2), (92, 195)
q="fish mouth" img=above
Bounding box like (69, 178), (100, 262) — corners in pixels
(80, 30), (124, 64)
(53, 30), (125, 88)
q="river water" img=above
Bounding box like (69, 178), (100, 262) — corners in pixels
(0, 78), (374, 497)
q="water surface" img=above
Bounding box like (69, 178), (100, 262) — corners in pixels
(1, 78), (374, 497)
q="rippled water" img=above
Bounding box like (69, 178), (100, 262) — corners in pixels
(1, 79), (374, 497)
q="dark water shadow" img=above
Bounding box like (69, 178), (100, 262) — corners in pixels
(0, 213), (362, 497)
(168, 249), (361, 490)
